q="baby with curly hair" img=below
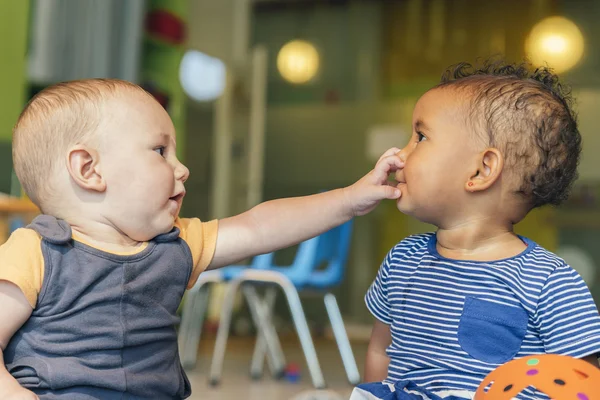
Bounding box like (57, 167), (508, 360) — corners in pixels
(355, 60), (600, 400)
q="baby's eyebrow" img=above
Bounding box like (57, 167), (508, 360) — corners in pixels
(414, 119), (431, 132)
(159, 132), (176, 144)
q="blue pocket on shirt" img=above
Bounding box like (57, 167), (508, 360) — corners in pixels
(458, 296), (528, 364)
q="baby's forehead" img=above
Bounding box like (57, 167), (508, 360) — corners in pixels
(102, 90), (163, 120)
(106, 87), (153, 107)
(101, 90), (175, 136)
(414, 87), (471, 122)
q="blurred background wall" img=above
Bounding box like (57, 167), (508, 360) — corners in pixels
(242, 0), (600, 322)
(0, 1), (29, 195)
(2, 0), (600, 328)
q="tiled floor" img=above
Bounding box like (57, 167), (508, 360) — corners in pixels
(185, 336), (368, 399)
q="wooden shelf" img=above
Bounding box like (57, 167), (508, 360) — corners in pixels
(0, 196), (39, 244)
(0, 196), (39, 214)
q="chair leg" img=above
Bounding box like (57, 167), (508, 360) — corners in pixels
(179, 285), (211, 369)
(279, 280), (327, 389)
(208, 278), (243, 386)
(221, 270), (326, 388)
(177, 277), (218, 368)
(324, 293), (360, 385)
(244, 285), (286, 380)
(248, 301), (269, 379)
(178, 288), (197, 357)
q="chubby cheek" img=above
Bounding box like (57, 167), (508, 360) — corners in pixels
(156, 163), (176, 191)
(140, 165), (177, 210)
(403, 156), (442, 197)
(403, 160), (426, 189)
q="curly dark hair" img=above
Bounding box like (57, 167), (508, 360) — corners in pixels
(436, 59), (581, 209)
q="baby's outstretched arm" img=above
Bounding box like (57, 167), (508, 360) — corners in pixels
(207, 148), (403, 270)
(0, 281), (39, 399)
(364, 320), (392, 382)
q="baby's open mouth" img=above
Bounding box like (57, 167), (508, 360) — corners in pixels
(170, 192), (185, 202)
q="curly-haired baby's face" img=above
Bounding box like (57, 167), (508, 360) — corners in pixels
(437, 69), (581, 209)
(394, 88), (498, 226)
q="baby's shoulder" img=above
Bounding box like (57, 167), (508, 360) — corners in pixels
(386, 232), (435, 260)
(518, 238), (569, 272)
(0, 227), (42, 254)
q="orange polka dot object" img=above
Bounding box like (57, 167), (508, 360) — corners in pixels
(475, 354), (600, 400)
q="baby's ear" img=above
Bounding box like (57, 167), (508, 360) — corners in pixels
(66, 145), (106, 192)
(465, 148), (503, 192)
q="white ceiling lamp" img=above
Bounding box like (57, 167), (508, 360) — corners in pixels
(179, 50), (226, 102)
(277, 40), (319, 84)
(525, 16), (585, 74)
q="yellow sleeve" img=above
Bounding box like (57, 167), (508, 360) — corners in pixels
(0, 228), (44, 308)
(174, 217), (218, 289)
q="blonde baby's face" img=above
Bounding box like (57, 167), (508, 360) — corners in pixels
(395, 88), (486, 226)
(97, 91), (189, 241)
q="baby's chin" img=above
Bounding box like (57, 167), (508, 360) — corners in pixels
(394, 196), (422, 220)
(394, 190), (409, 210)
(395, 198), (412, 215)
(128, 224), (174, 242)
(155, 221), (177, 237)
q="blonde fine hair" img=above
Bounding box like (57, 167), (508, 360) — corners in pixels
(12, 78), (152, 209)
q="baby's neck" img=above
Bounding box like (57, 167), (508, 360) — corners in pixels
(67, 216), (144, 253)
(435, 219), (526, 262)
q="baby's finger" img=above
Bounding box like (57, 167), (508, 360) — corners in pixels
(380, 184), (401, 199)
(377, 153), (404, 170)
(372, 155), (404, 182)
(377, 147), (402, 163)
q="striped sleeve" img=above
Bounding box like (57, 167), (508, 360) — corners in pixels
(365, 251), (393, 325)
(535, 264), (600, 358)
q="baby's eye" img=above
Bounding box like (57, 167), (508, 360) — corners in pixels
(416, 132), (427, 143)
(154, 146), (166, 157)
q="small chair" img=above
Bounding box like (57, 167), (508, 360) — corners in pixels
(208, 219), (360, 389)
(178, 257), (286, 377)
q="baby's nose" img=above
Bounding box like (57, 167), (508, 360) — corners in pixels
(175, 163), (190, 182)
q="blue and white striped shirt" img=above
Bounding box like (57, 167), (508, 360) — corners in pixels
(365, 233), (600, 399)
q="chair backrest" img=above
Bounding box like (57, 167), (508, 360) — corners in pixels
(313, 220), (353, 269)
(247, 219), (354, 289)
(306, 219), (353, 288)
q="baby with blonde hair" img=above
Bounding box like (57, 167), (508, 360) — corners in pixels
(13, 80), (148, 211)
(1, 78), (404, 399)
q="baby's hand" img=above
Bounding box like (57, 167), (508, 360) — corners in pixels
(3, 387), (39, 400)
(343, 147), (404, 216)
